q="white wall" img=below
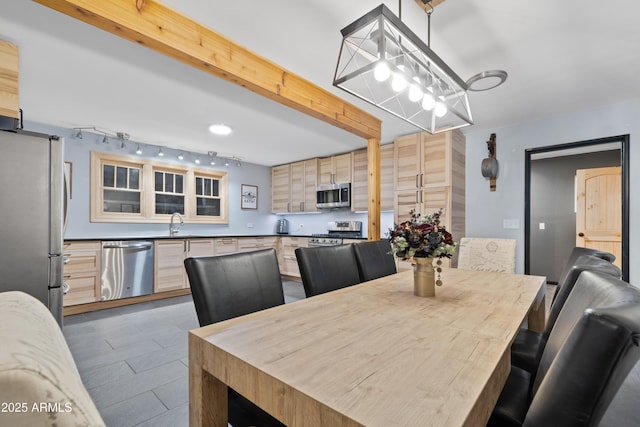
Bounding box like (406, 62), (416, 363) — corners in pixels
(465, 99), (639, 282)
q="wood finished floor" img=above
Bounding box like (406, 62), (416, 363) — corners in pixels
(63, 282), (640, 427)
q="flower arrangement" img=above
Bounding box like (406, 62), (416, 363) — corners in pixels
(388, 209), (457, 260)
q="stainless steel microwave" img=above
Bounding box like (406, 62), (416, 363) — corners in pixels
(316, 183), (351, 209)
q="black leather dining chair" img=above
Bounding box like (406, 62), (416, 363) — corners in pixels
(554, 246), (616, 293)
(353, 239), (397, 282)
(488, 270), (640, 427)
(184, 248), (285, 427)
(295, 244), (362, 297)
(511, 254), (621, 373)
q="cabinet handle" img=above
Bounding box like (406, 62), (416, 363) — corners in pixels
(420, 191), (423, 203)
(300, 202), (304, 211)
(420, 174), (423, 188)
(416, 191), (419, 204)
(287, 202), (290, 212)
(416, 174), (419, 188)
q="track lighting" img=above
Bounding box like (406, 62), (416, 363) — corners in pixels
(135, 144), (142, 155)
(120, 141), (127, 150)
(74, 129), (83, 139)
(177, 152), (184, 160)
(157, 148), (164, 157)
(102, 135), (108, 144)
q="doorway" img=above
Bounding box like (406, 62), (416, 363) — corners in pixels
(524, 135), (629, 282)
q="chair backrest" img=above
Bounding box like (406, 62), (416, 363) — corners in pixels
(456, 237), (516, 273)
(555, 246), (616, 288)
(295, 244), (361, 297)
(353, 240), (397, 282)
(525, 271), (640, 426)
(184, 248), (285, 326)
(544, 254), (621, 341)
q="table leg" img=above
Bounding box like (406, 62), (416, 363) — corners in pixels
(189, 333), (228, 427)
(527, 283), (546, 333)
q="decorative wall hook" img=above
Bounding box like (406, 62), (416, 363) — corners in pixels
(481, 133), (498, 191)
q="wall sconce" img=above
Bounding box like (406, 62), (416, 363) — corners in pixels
(481, 133), (498, 191)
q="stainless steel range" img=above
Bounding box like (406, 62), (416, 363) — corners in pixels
(308, 221), (362, 247)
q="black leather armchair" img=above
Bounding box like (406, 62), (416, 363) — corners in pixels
(489, 271), (640, 427)
(295, 244), (361, 297)
(184, 248), (285, 427)
(353, 239), (397, 282)
(511, 254), (621, 373)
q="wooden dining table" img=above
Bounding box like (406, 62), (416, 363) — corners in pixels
(189, 268), (546, 427)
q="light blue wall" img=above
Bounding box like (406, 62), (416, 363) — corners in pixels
(464, 99), (639, 282)
(25, 121), (393, 239)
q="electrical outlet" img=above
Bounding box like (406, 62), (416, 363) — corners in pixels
(503, 219), (519, 229)
(539, 222), (545, 230)
(247, 222), (254, 228)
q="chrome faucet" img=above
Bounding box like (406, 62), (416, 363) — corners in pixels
(169, 212), (184, 236)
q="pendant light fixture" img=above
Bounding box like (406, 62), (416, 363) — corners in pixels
(333, 2), (473, 134)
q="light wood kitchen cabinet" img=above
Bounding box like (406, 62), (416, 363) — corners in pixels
(154, 238), (214, 292)
(271, 164), (291, 213)
(63, 241), (101, 306)
(279, 236), (308, 278)
(352, 144), (395, 212)
(214, 237), (238, 255)
(237, 236), (278, 253)
(290, 158), (318, 213)
(394, 129), (465, 270)
(0, 40), (19, 119)
(318, 152), (352, 185)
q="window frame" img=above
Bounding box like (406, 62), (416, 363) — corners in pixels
(90, 151), (228, 224)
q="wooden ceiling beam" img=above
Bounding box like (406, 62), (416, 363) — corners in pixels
(32, 0), (382, 141)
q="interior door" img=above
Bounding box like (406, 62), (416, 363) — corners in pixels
(576, 166), (622, 268)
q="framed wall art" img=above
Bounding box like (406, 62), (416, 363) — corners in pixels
(241, 184), (258, 209)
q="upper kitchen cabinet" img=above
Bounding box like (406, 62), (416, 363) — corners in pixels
(318, 152), (352, 185)
(352, 144), (394, 212)
(290, 158), (318, 213)
(271, 159), (318, 213)
(91, 151), (228, 223)
(394, 129), (465, 245)
(271, 164), (291, 213)
(0, 40), (19, 119)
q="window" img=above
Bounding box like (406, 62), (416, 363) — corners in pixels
(101, 162), (143, 215)
(195, 175), (221, 217)
(154, 170), (185, 215)
(91, 151), (228, 223)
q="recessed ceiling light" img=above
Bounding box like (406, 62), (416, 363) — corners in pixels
(209, 123), (232, 136)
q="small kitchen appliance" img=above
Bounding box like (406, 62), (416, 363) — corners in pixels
(277, 218), (289, 234)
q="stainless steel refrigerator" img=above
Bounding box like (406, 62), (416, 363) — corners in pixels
(0, 128), (66, 326)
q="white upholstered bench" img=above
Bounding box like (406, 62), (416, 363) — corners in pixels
(0, 291), (105, 426)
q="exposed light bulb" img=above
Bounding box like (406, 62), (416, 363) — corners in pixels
(224, 160), (230, 167)
(391, 72), (407, 93)
(210, 160), (216, 166)
(408, 78), (423, 103)
(434, 101), (448, 118)
(422, 92), (436, 111)
(177, 153), (184, 160)
(373, 62), (390, 82)
(194, 158), (201, 164)
(135, 144), (142, 155)
(158, 148), (164, 157)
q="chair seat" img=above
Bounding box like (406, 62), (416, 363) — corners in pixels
(487, 366), (531, 427)
(511, 329), (544, 374)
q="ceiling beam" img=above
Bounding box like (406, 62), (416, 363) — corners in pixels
(32, 0), (382, 141)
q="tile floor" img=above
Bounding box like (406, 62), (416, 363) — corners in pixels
(63, 281), (639, 427)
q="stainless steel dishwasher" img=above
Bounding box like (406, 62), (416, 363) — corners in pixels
(101, 240), (154, 301)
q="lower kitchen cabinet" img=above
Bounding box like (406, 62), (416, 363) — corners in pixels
(63, 241), (101, 306)
(154, 239), (214, 292)
(279, 236), (308, 278)
(237, 236), (278, 253)
(214, 237), (238, 255)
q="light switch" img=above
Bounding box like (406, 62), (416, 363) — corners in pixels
(503, 219), (520, 229)
(539, 223), (545, 230)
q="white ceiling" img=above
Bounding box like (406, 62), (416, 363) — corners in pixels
(2, 0), (639, 166)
